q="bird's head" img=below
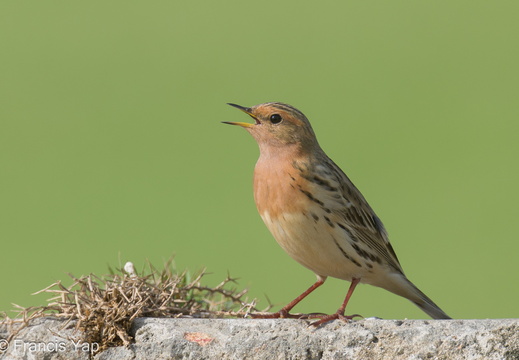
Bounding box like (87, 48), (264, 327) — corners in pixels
(224, 102), (319, 152)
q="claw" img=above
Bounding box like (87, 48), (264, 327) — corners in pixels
(250, 311), (309, 319)
(310, 313), (363, 327)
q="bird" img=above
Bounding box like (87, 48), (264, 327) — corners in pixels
(223, 102), (451, 325)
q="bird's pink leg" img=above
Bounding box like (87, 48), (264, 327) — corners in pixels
(310, 277), (362, 326)
(252, 278), (325, 319)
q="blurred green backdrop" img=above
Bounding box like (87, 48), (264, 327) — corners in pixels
(1, 1), (518, 320)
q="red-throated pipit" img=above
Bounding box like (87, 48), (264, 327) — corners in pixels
(223, 102), (450, 325)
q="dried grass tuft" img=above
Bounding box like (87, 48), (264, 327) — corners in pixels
(2, 258), (265, 353)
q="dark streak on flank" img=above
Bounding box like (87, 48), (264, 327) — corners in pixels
(337, 223), (358, 243)
(331, 236), (362, 267)
(299, 189), (324, 206)
(311, 212), (319, 222)
(300, 173), (338, 192)
(352, 243), (382, 264)
(323, 216), (335, 228)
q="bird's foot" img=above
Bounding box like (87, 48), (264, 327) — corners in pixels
(309, 312), (363, 327)
(250, 309), (317, 319)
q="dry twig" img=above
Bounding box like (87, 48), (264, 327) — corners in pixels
(2, 258), (265, 353)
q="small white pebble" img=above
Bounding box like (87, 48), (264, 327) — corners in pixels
(124, 261), (137, 278)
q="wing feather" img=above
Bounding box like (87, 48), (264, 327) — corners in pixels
(309, 157), (403, 273)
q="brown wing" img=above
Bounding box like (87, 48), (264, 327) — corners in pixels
(305, 155), (404, 273)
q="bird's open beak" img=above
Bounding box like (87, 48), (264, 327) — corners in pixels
(223, 103), (259, 128)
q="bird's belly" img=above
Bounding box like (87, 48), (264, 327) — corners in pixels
(260, 211), (368, 281)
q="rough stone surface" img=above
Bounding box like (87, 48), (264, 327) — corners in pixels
(1, 317), (518, 359)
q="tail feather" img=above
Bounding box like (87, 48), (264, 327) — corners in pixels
(376, 273), (451, 319)
(409, 282), (451, 319)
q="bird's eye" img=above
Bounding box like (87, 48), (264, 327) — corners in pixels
(269, 114), (283, 124)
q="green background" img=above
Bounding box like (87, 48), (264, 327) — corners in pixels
(1, 1), (518, 320)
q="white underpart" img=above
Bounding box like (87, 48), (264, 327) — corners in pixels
(260, 210), (369, 281)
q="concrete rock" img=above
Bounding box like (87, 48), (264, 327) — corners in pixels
(1, 317), (518, 359)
